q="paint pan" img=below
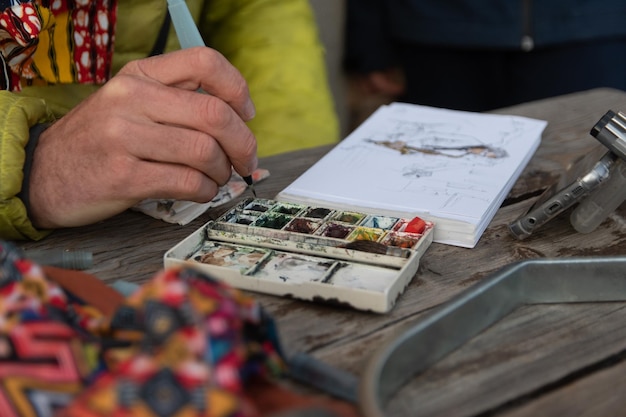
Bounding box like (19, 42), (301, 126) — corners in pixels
(269, 202), (306, 216)
(224, 213), (258, 225)
(193, 242), (270, 272)
(302, 207), (334, 219)
(361, 215), (399, 230)
(331, 210), (366, 225)
(243, 199), (274, 213)
(284, 217), (323, 234)
(253, 212), (292, 230)
(347, 226), (386, 242)
(164, 198), (434, 313)
(316, 222), (354, 239)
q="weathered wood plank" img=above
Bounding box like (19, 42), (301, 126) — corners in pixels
(499, 341), (626, 417)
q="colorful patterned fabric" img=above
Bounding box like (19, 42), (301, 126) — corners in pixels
(0, 0), (117, 91)
(0, 240), (286, 417)
(0, 240), (105, 417)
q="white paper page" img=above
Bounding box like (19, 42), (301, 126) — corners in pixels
(281, 104), (546, 229)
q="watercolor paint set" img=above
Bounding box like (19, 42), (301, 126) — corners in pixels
(164, 198), (434, 313)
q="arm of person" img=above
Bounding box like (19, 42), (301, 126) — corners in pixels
(200, 0), (340, 156)
(0, 92), (55, 240)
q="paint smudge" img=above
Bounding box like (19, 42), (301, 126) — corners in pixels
(331, 262), (397, 292)
(254, 253), (333, 283)
(193, 242), (268, 270)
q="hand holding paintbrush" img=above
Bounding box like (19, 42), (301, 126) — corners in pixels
(28, 43), (258, 229)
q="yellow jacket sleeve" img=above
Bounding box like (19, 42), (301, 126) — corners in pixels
(0, 92), (55, 240)
(200, 0), (340, 157)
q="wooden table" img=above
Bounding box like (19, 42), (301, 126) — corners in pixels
(19, 88), (626, 417)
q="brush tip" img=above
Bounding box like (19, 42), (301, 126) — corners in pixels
(242, 175), (256, 197)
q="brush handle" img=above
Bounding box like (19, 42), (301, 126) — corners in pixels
(25, 249), (93, 270)
(167, 0), (205, 49)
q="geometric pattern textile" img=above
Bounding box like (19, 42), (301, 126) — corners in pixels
(0, 240), (286, 417)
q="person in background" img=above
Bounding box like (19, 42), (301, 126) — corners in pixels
(344, 0), (626, 120)
(0, 0), (339, 241)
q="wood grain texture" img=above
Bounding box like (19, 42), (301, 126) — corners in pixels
(18, 88), (626, 417)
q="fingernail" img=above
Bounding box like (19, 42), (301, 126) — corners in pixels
(250, 156), (259, 172)
(244, 100), (256, 120)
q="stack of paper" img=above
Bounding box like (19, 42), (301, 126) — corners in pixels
(276, 103), (547, 248)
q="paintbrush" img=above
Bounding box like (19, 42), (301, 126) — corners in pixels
(167, 0), (256, 197)
(341, 240), (411, 258)
(24, 249), (93, 270)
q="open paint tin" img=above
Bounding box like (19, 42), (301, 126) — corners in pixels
(164, 198), (434, 313)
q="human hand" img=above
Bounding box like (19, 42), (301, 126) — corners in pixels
(28, 47), (258, 229)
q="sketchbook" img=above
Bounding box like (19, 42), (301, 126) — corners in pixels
(276, 103), (547, 248)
